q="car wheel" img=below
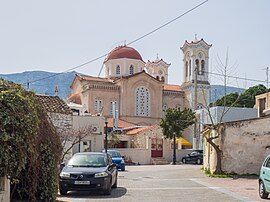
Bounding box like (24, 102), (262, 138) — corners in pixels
(182, 158), (186, 164)
(112, 177), (117, 188)
(59, 188), (68, 195)
(259, 180), (269, 199)
(196, 158), (202, 165)
(104, 184), (112, 195)
(121, 167), (125, 171)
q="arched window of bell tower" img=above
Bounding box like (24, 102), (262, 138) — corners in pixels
(189, 60), (191, 76)
(195, 59), (200, 75)
(201, 60), (205, 75)
(185, 61), (188, 77)
(156, 76), (160, 80)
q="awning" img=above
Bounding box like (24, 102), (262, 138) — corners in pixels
(176, 137), (192, 146)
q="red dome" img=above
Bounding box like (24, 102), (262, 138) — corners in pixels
(105, 45), (143, 62)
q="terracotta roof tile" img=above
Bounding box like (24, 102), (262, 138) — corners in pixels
(163, 84), (182, 92)
(36, 94), (72, 115)
(68, 93), (81, 105)
(79, 75), (115, 83)
(106, 118), (137, 128)
(104, 45), (144, 63)
(126, 125), (159, 135)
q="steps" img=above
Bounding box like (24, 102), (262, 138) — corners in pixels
(151, 157), (169, 165)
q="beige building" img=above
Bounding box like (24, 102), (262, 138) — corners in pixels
(255, 92), (270, 117)
(69, 38), (212, 149)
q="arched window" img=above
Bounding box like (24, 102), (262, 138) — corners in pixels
(185, 61), (188, 77)
(189, 60), (191, 76)
(201, 60), (205, 75)
(195, 59), (200, 75)
(156, 76), (160, 80)
(129, 65), (134, 75)
(94, 98), (103, 113)
(116, 65), (120, 75)
(161, 76), (165, 82)
(135, 86), (150, 117)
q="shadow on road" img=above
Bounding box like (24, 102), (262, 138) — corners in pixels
(58, 187), (127, 199)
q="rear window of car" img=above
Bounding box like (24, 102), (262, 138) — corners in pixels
(108, 151), (122, 158)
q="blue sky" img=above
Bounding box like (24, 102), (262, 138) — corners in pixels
(0, 0), (269, 88)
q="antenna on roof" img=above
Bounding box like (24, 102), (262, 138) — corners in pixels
(156, 53), (159, 60)
(55, 85), (59, 96)
(98, 62), (105, 78)
(195, 33), (198, 41)
(124, 40), (126, 46)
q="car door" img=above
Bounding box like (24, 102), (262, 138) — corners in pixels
(107, 154), (117, 185)
(263, 157), (270, 192)
(190, 152), (198, 163)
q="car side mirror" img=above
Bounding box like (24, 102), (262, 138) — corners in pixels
(60, 162), (66, 170)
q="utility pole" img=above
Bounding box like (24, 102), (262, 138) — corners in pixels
(266, 67), (269, 89)
(193, 65), (198, 150)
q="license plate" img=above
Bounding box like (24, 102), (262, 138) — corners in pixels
(74, 181), (90, 185)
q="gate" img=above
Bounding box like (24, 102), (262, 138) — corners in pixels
(151, 138), (163, 157)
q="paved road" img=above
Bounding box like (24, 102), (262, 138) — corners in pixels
(58, 165), (263, 202)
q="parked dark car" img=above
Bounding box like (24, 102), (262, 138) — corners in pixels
(59, 152), (118, 195)
(106, 150), (126, 171)
(181, 150), (203, 164)
(259, 154), (270, 199)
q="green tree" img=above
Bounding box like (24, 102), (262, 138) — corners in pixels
(215, 84), (268, 108)
(160, 108), (195, 164)
(0, 79), (62, 201)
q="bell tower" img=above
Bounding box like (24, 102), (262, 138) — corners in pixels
(180, 38), (212, 109)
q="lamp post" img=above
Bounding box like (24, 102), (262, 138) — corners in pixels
(173, 132), (176, 165)
(105, 117), (108, 153)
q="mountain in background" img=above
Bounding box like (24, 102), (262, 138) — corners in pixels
(210, 85), (245, 103)
(0, 71), (77, 99)
(0, 71), (245, 102)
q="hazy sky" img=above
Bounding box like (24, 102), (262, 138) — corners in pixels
(0, 0), (269, 88)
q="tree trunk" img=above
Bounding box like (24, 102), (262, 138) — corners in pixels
(209, 140), (223, 174)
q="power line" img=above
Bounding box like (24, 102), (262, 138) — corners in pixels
(205, 71), (270, 86)
(25, 0), (209, 85)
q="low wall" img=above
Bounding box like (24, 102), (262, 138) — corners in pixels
(114, 147), (195, 165)
(114, 148), (151, 165)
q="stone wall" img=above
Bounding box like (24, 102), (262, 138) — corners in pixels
(48, 112), (73, 130)
(204, 116), (270, 174)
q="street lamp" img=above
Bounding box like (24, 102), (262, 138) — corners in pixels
(173, 132), (176, 165)
(105, 117), (108, 153)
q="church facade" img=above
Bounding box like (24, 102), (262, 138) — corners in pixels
(68, 38), (212, 141)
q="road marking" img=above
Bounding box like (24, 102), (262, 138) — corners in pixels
(190, 179), (256, 202)
(127, 187), (219, 190)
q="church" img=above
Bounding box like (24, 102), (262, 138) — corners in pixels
(68, 38), (212, 142)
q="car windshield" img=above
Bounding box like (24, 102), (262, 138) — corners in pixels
(67, 154), (107, 167)
(108, 151), (122, 158)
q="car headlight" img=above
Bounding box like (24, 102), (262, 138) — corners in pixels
(95, 172), (109, 178)
(121, 159), (125, 164)
(60, 172), (70, 178)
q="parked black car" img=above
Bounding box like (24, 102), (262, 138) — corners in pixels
(59, 152), (118, 195)
(181, 150), (203, 164)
